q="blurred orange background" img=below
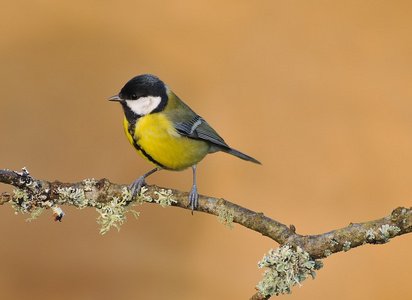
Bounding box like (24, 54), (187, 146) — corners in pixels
(1, 1), (412, 299)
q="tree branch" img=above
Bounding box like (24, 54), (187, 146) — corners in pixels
(1, 168), (411, 299)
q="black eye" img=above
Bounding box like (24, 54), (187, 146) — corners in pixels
(131, 94), (138, 100)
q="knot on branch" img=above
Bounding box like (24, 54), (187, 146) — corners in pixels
(391, 207), (412, 231)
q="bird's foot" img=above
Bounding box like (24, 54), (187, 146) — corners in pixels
(130, 176), (147, 198)
(188, 184), (199, 214)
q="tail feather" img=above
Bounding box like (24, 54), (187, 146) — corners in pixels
(223, 147), (261, 165)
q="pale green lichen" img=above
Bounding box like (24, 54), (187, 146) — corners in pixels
(134, 186), (153, 204)
(256, 246), (323, 296)
(121, 186), (133, 202)
(378, 224), (401, 243)
(217, 208), (235, 230)
(342, 241), (351, 252)
(153, 189), (176, 208)
(11, 186), (54, 221)
(324, 249), (332, 257)
(11, 188), (30, 214)
(96, 195), (139, 235)
(25, 207), (45, 222)
(96, 186), (163, 234)
(82, 178), (98, 192)
(9, 170), (173, 231)
(56, 186), (89, 209)
(365, 229), (376, 241)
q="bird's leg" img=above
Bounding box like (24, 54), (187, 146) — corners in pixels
(130, 168), (159, 197)
(188, 165), (199, 214)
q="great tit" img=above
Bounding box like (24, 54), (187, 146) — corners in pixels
(108, 74), (260, 212)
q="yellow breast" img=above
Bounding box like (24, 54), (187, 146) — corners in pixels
(123, 114), (210, 171)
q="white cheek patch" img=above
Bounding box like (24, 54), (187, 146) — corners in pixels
(126, 96), (162, 116)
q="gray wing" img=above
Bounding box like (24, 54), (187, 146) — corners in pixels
(174, 115), (229, 149)
(174, 114), (261, 164)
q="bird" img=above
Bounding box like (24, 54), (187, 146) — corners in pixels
(108, 74), (261, 212)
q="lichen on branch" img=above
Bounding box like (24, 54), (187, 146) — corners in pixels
(1, 168), (412, 300)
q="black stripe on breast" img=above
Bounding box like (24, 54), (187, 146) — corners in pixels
(128, 124), (168, 170)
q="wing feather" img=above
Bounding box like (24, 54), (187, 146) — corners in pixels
(174, 115), (229, 148)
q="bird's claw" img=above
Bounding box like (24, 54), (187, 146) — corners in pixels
(188, 185), (199, 214)
(130, 176), (147, 198)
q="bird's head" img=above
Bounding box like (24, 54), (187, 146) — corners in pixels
(108, 74), (168, 117)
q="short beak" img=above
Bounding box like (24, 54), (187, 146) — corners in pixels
(108, 94), (122, 102)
